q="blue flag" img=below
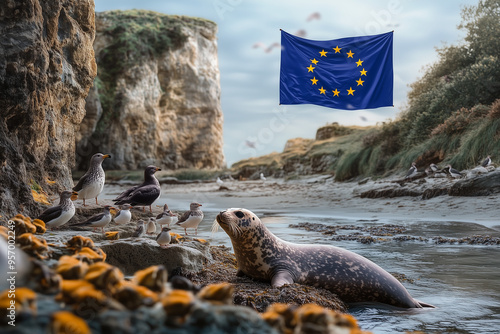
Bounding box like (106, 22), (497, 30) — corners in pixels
(280, 30), (393, 110)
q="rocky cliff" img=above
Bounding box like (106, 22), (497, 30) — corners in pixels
(0, 0), (96, 218)
(76, 10), (225, 171)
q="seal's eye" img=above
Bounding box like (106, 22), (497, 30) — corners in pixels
(235, 211), (244, 218)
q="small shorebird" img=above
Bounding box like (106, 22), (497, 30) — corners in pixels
(260, 173), (267, 181)
(429, 163), (439, 172)
(146, 217), (157, 235)
(446, 165), (463, 179)
(114, 165), (161, 212)
(132, 220), (145, 238)
(38, 190), (78, 229)
(156, 227), (172, 248)
(405, 162), (417, 179)
(176, 203), (204, 235)
(156, 204), (177, 227)
(481, 155), (491, 167)
(216, 177), (224, 186)
(73, 153), (111, 206)
(113, 204), (132, 225)
(72, 205), (116, 233)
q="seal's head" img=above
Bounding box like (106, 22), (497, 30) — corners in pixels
(213, 208), (261, 239)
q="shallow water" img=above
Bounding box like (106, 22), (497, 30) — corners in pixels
(202, 211), (500, 334)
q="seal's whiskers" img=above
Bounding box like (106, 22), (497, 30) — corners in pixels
(211, 219), (220, 235)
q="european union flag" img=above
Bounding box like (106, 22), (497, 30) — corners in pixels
(280, 30), (393, 110)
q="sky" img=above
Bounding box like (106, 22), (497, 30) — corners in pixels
(94, 0), (478, 166)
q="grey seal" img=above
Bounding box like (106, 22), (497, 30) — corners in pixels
(214, 208), (433, 309)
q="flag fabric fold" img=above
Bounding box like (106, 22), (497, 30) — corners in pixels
(279, 30), (393, 110)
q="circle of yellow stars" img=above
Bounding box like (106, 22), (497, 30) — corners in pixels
(307, 45), (367, 98)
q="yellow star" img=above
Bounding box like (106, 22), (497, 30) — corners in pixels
(347, 87), (355, 95)
(360, 68), (367, 76)
(346, 50), (354, 58)
(307, 65), (315, 72)
(310, 77), (318, 85)
(319, 86), (326, 94)
(333, 46), (342, 53)
(310, 58), (319, 65)
(356, 59), (363, 67)
(319, 49), (328, 57)
(356, 78), (364, 86)
(332, 89), (340, 97)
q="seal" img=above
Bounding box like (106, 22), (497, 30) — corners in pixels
(214, 208), (433, 309)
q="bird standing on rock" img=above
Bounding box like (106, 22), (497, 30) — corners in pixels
(113, 204), (132, 225)
(146, 218), (157, 235)
(71, 205), (116, 233)
(156, 226), (172, 248)
(113, 165), (161, 212)
(73, 153), (111, 206)
(176, 203), (204, 236)
(481, 155), (491, 167)
(446, 165), (463, 179)
(132, 220), (145, 238)
(156, 204), (177, 227)
(37, 190), (78, 230)
(405, 162), (417, 179)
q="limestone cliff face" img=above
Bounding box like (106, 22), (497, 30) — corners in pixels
(76, 11), (225, 171)
(0, 0), (96, 218)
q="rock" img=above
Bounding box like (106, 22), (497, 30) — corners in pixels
(75, 10), (225, 171)
(360, 187), (422, 198)
(100, 239), (211, 275)
(0, 0), (97, 218)
(315, 123), (354, 140)
(449, 170), (500, 196)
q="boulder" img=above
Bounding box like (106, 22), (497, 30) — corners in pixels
(100, 239), (211, 275)
(449, 169), (500, 196)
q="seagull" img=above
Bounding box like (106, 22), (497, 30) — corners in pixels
(146, 217), (157, 235)
(156, 204), (177, 228)
(73, 153), (111, 206)
(405, 162), (417, 179)
(37, 190), (78, 230)
(175, 203), (204, 236)
(446, 165), (463, 179)
(481, 155), (491, 167)
(71, 205), (116, 233)
(429, 163), (439, 172)
(156, 227), (172, 248)
(216, 177), (224, 186)
(114, 165), (161, 212)
(306, 12), (321, 22)
(113, 204), (132, 225)
(132, 220), (145, 238)
(260, 173), (267, 181)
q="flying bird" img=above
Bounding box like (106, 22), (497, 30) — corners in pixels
(73, 153), (111, 206)
(114, 165), (161, 212)
(306, 12), (321, 22)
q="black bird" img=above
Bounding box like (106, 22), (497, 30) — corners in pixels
(114, 165), (161, 212)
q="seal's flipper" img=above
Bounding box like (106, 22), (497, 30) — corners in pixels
(271, 271), (294, 287)
(415, 299), (435, 308)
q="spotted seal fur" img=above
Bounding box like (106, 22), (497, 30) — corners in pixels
(214, 208), (433, 308)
